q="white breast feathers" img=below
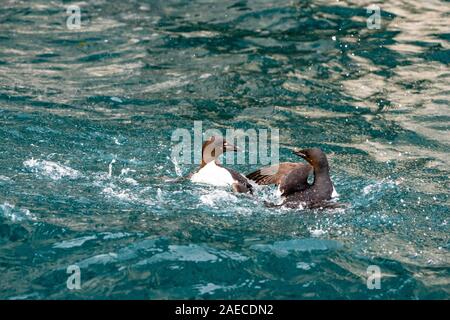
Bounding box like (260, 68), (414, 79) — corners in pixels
(190, 161), (235, 186)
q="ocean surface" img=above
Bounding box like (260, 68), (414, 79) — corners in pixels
(0, 0), (449, 299)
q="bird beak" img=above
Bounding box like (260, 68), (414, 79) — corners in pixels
(293, 149), (307, 159)
(224, 141), (239, 152)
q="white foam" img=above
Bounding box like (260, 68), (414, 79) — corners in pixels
(332, 185), (339, 198)
(24, 158), (80, 180)
(171, 156), (183, 177)
(156, 188), (164, 202)
(363, 179), (396, 195)
(113, 137), (122, 145)
(101, 232), (131, 240)
(108, 159), (116, 177)
(199, 73), (212, 79)
(296, 262), (315, 270)
(122, 177), (138, 185)
(117, 168), (138, 185)
(0, 202), (36, 222)
(199, 189), (238, 207)
(309, 228), (327, 237)
(102, 186), (132, 201)
(102, 185), (153, 206)
(275, 186), (282, 198)
(120, 168), (136, 176)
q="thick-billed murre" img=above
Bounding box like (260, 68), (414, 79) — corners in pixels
(246, 148), (334, 207)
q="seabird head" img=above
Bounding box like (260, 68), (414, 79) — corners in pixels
(201, 136), (238, 165)
(293, 148), (329, 169)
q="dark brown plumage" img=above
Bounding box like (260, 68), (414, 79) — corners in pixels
(246, 148), (334, 207)
(246, 162), (312, 196)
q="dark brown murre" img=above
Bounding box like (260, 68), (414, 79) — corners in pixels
(190, 136), (253, 193)
(246, 148), (335, 207)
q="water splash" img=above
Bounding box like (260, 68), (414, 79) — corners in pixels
(108, 158), (116, 178)
(0, 202), (36, 222)
(23, 159), (80, 180)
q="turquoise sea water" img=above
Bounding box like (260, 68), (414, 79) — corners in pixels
(0, 0), (449, 299)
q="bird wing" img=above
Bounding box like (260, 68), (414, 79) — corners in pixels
(246, 162), (311, 186)
(226, 168), (253, 194)
(278, 164), (312, 196)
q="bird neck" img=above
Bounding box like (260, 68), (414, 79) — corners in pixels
(200, 155), (219, 168)
(312, 165), (331, 186)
